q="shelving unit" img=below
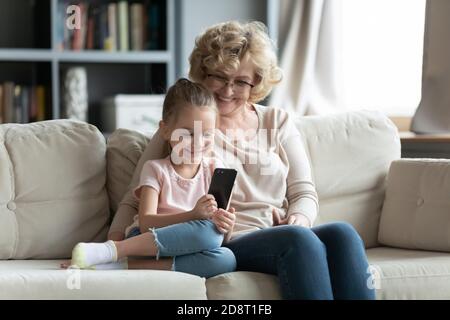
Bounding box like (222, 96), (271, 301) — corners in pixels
(0, 0), (175, 130)
(1, 0), (276, 131)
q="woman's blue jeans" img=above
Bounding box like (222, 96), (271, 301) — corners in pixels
(224, 222), (376, 300)
(126, 219), (236, 279)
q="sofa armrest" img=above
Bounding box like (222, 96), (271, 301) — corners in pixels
(378, 158), (450, 251)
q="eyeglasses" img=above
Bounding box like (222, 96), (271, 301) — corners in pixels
(207, 74), (254, 93)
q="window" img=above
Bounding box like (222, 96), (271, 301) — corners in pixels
(342, 0), (426, 116)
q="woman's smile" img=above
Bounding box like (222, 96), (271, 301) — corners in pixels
(216, 94), (234, 103)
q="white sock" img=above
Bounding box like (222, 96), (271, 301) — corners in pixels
(91, 258), (128, 270)
(71, 240), (118, 269)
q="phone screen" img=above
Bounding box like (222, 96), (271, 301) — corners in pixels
(208, 168), (238, 210)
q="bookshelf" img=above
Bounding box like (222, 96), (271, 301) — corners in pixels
(0, 0), (175, 131)
(0, 0), (276, 131)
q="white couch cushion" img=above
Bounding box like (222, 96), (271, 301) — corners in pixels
(367, 247), (450, 299)
(0, 260), (206, 299)
(206, 272), (281, 299)
(0, 120), (109, 259)
(208, 246), (450, 300)
(378, 159), (450, 251)
(295, 110), (400, 247)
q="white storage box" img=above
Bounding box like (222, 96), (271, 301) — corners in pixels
(101, 94), (165, 133)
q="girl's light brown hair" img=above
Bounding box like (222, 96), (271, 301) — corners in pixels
(162, 78), (217, 124)
(189, 21), (283, 103)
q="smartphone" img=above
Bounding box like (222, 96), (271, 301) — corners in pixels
(208, 168), (238, 210)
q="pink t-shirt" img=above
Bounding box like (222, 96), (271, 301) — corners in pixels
(125, 156), (218, 235)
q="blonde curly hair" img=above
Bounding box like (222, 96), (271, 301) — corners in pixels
(189, 21), (283, 103)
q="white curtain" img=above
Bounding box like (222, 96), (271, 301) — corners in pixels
(411, 0), (450, 133)
(269, 0), (343, 115)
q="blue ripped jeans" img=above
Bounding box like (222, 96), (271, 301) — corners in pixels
(126, 219), (236, 278)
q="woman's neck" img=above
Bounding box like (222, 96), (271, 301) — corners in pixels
(218, 103), (258, 133)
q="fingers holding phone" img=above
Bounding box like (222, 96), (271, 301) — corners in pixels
(191, 194), (218, 220)
(212, 207), (236, 234)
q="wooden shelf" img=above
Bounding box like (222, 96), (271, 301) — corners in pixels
(400, 131), (450, 159)
(400, 131), (450, 143)
(0, 49), (53, 61)
(0, 49), (172, 63)
(56, 51), (172, 63)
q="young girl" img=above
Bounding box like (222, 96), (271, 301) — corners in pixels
(63, 79), (237, 278)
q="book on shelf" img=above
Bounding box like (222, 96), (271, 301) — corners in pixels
(0, 82), (46, 124)
(106, 3), (117, 51)
(118, 0), (129, 51)
(147, 0), (162, 50)
(131, 3), (144, 51)
(56, 0), (164, 52)
(72, 2), (88, 50)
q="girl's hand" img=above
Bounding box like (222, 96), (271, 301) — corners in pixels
(212, 207), (236, 234)
(191, 194), (218, 220)
(272, 209), (311, 228)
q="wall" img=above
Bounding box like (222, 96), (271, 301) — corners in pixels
(175, 0), (269, 78)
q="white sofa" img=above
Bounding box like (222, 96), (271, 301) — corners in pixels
(1, 110), (450, 300)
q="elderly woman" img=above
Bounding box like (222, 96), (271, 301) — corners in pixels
(108, 21), (375, 300)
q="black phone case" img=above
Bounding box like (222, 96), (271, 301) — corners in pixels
(208, 168), (238, 210)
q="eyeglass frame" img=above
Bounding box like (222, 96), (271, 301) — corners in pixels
(206, 73), (255, 92)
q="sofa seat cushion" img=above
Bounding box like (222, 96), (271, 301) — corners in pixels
(0, 120), (110, 259)
(0, 260), (206, 299)
(367, 247), (450, 299)
(206, 271), (281, 299)
(5, 248), (450, 300)
(207, 247), (450, 300)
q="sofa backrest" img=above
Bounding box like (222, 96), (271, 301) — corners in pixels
(295, 110), (400, 247)
(0, 111), (396, 260)
(0, 120), (109, 259)
(107, 110), (401, 249)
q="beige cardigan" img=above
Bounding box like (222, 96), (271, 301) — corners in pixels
(109, 105), (319, 240)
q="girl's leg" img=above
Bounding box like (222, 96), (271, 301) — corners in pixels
(115, 232), (157, 258)
(61, 231), (158, 269)
(119, 219), (223, 260)
(174, 247), (236, 278)
(70, 219), (223, 268)
(154, 219), (224, 258)
(63, 249), (235, 278)
(128, 258), (173, 270)
(128, 247), (236, 278)
(224, 225), (334, 300)
(312, 222), (376, 300)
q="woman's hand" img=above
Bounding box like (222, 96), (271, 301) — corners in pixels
(191, 194), (218, 220)
(272, 209), (311, 228)
(212, 207), (236, 234)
